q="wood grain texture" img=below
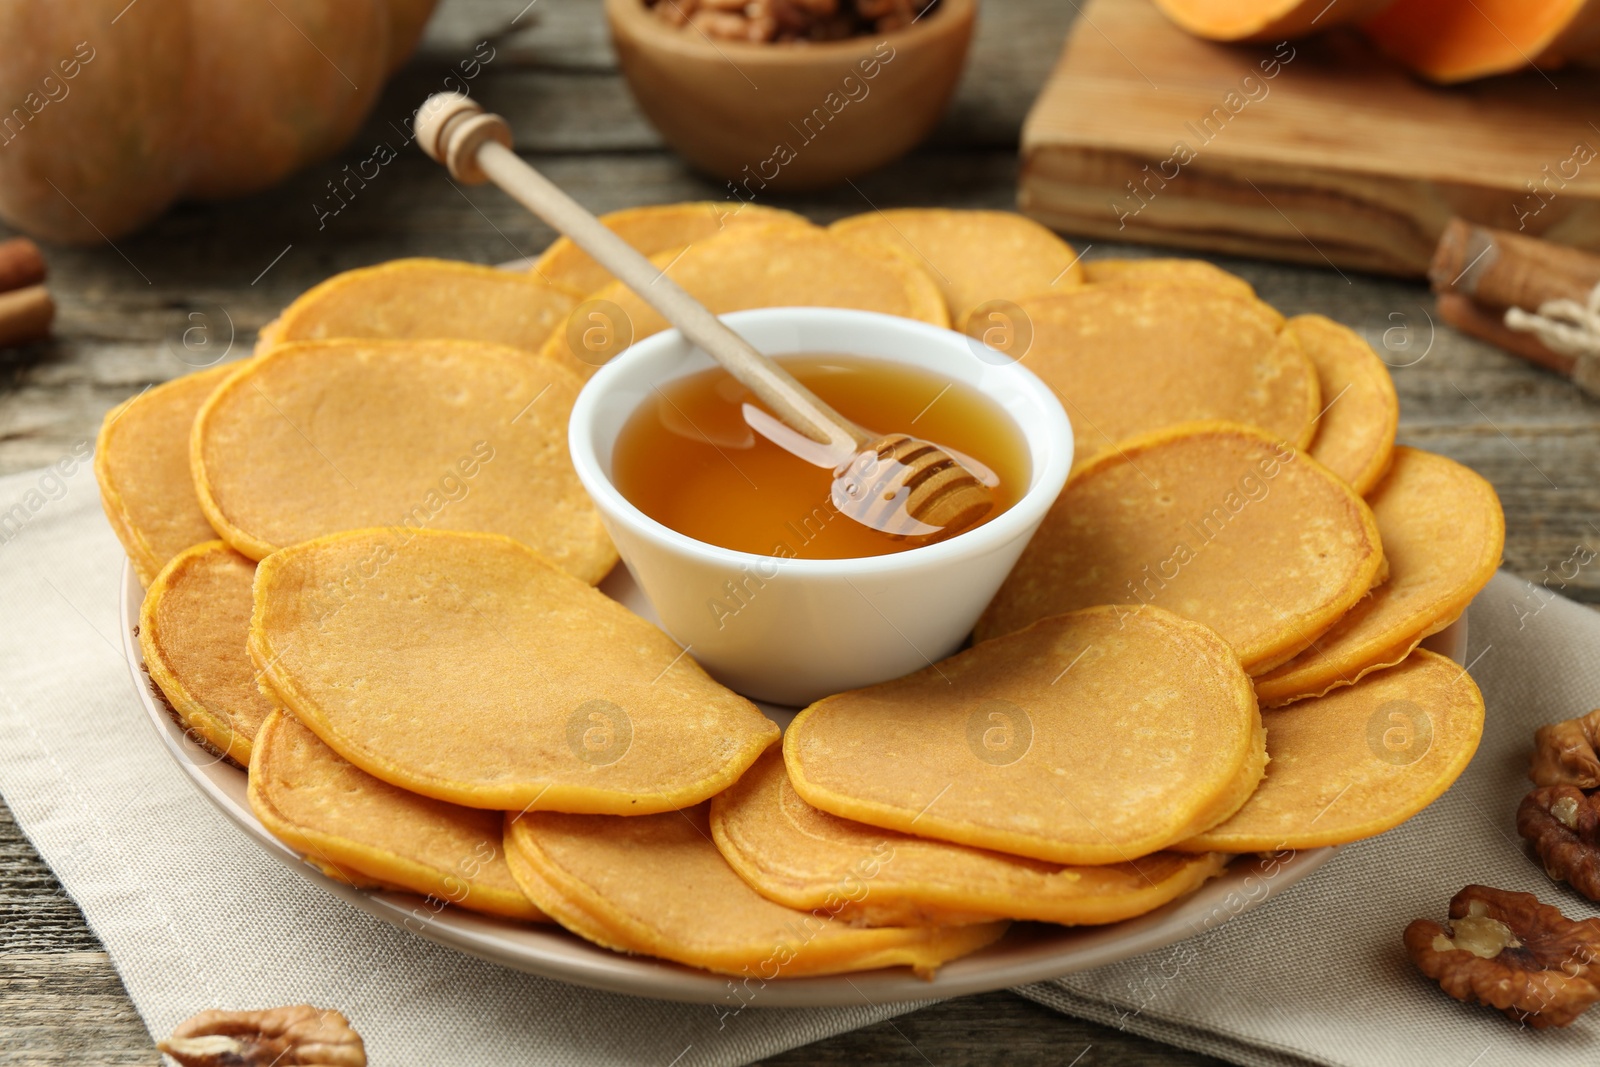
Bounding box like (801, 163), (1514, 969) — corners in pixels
(1020, 0), (1600, 276)
(1, 0), (1598, 1064)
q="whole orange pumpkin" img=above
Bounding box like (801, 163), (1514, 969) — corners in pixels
(0, 0), (437, 243)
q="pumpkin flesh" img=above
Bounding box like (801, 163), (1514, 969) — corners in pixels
(1154, 0), (1395, 42)
(1364, 0), (1600, 83)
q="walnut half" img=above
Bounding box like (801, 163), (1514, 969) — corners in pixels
(1519, 785), (1600, 901)
(1405, 885), (1600, 1028)
(158, 1004), (366, 1067)
(1530, 709), (1600, 789)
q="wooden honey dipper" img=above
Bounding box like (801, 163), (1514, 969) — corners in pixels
(414, 92), (995, 540)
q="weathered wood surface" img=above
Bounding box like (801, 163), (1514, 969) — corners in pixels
(1, 0), (1597, 1064)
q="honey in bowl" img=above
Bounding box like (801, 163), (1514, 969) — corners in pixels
(611, 354), (1030, 559)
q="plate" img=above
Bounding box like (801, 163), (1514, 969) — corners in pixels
(120, 558), (1466, 1007)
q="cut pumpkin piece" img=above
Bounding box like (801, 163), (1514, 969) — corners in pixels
(975, 422), (1385, 675)
(712, 750), (1231, 927)
(503, 805), (1006, 978)
(1253, 448), (1504, 706)
(1154, 0), (1395, 42)
(139, 541), (274, 766)
(250, 710), (546, 922)
(530, 201), (813, 298)
(1364, 0), (1600, 83)
(539, 226), (948, 378)
(192, 339), (615, 582)
(976, 284), (1318, 463)
(1182, 650), (1486, 852)
(828, 208), (1084, 324)
(250, 529), (779, 814)
(95, 364), (236, 587)
(1082, 257), (1255, 300)
(1292, 314), (1398, 495)
(785, 605), (1265, 866)
(258, 258), (576, 354)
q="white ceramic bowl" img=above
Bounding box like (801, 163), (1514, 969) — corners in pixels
(567, 307), (1074, 706)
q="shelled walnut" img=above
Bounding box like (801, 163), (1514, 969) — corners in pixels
(158, 1005), (366, 1067)
(1405, 885), (1600, 1028)
(1530, 708), (1600, 789)
(1519, 785), (1600, 901)
(644, 0), (938, 42)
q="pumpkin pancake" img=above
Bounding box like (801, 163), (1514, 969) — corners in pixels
(828, 208), (1084, 324)
(250, 529), (779, 813)
(784, 606), (1265, 865)
(1181, 650), (1486, 852)
(139, 541), (274, 766)
(539, 226), (947, 378)
(712, 750), (1231, 927)
(192, 339), (615, 582)
(95, 364), (234, 587)
(503, 805), (1007, 978)
(1082, 257), (1255, 299)
(249, 710), (546, 922)
(1253, 448), (1503, 707)
(260, 258), (576, 354)
(975, 422), (1385, 674)
(1291, 314), (1399, 494)
(530, 201), (813, 298)
(969, 284), (1316, 461)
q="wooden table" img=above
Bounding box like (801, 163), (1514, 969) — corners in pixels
(2, 1), (1596, 1063)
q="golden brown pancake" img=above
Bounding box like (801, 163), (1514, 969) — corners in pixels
(828, 208), (1084, 324)
(249, 710), (545, 922)
(260, 258), (576, 354)
(250, 529), (779, 813)
(192, 339), (615, 582)
(95, 365), (234, 587)
(975, 422), (1385, 674)
(1181, 650), (1485, 852)
(1291, 314), (1399, 494)
(967, 284), (1316, 461)
(139, 541), (274, 766)
(531, 201), (813, 297)
(784, 605), (1265, 865)
(539, 225), (948, 378)
(1082, 257), (1255, 299)
(712, 750), (1231, 926)
(1253, 448), (1503, 706)
(503, 804), (1008, 978)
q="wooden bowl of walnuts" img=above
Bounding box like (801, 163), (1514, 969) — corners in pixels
(605, 0), (976, 191)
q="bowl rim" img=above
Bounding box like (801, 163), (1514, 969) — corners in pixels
(603, 0), (976, 63)
(566, 306), (1074, 578)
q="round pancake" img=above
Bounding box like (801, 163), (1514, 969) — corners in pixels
(1253, 448), (1504, 706)
(968, 284), (1316, 461)
(95, 364), (235, 587)
(1181, 650), (1486, 852)
(192, 339), (615, 582)
(139, 540), (274, 766)
(530, 201), (813, 298)
(539, 225), (948, 378)
(784, 605), (1266, 865)
(250, 529), (780, 813)
(249, 710), (546, 922)
(827, 208), (1084, 324)
(1082, 257), (1256, 299)
(975, 422), (1385, 674)
(503, 804), (1008, 978)
(1290, 314), (1399, 495)
(259, 258), (576, 354)
(712, 749), (1231, 927)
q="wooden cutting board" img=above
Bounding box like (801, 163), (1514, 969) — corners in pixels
(1020, 0), (1600, 276)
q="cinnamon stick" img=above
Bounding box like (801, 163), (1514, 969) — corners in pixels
(1435, 293), (1577, 378)
(0, 237), (46, 294)
(1430, 217), (1600, 312)
(0, 284), (54, 348)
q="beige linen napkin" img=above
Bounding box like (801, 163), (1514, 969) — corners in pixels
(1021, 567), (1600, 1065)
(0, 464), (913, 1066)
